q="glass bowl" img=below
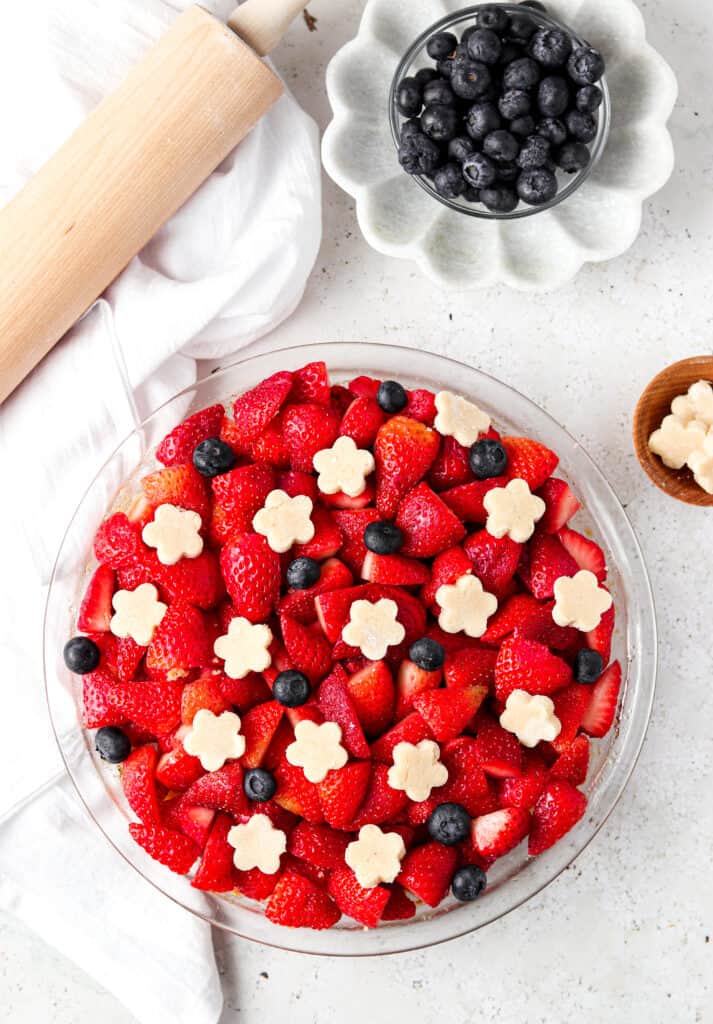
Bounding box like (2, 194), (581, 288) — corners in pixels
(389, 3), (611, 220)
(44, 342), (656, 955)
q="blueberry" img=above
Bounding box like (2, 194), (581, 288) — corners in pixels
(427, 31), (458, 61)
(399, 132), (441, 175)
(565, 109), (597, 142)
(503, 57), (540, 90)
(427, 802), (471, 846)
(463, 185), (482, 203)
(421, 103), (460, 142)
(481, 186), (519, 213)
(434, 162), (466, 199)
(576, 84), (603, 113)
(536, 116), (567, 146)
(448, 135), (476, 162)
(499, 41), (524, 65)
(467, 28), (502, 65)
(409, 637), (446, 671)
(517, 134), (550, 169)
(286, 556), (321, 590)
(437, 56), (456, 79)
(517, 165), (558, 205)
(63, 636), (100, 675)
(494, 160), (520, 183)
(483, 130), (519, 163)
(95, 726), (131, 764)
(376, 379), (408, 413)
(567, 45), (605, 85)
(273, 669), (311, 708)
(556, 141), (591, 173)
(452, 864), (487, 902)
(537, 75), (570, 117)
(509, 12), (538, 42)
(451, 60), (492, 100)
(574, 648), (604, 684)
(400, 118), (422, 140)
(364, 520), (403, 555)
(529, 27), (572, 67)
(396, 77), (423, 117)
(466, 101), (501, 140)
(462, 152), (497, 189)
(461, 26), (478, 46)
(415, 67), (439, 90)
(243, 768), (277, 802)
(423, 79), (455, 107)
(475, 5), (510, 33)
(469, 438), (508, 478)
(498, 88), (531, 120)
(192, 437), (236, 478)
(509, 114), (536, 137)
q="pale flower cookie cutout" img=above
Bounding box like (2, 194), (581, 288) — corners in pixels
(387, 739), (448, 802)
(687, 432), (713, 494)
(252, 489), (315, 554)
(110, 583), (166, 646)
(183, 708), (245, 772)
(141, 503), (203, 566)
(434, 391), (491, 448)
(670, 380), (713, 427)
(436, 573), (497, 639)
(499, 690), (562, 749)
(213, 617), (272, 679)
(345, 825), (406, 889)
(227, 814), (287, 875)
(648, 414), (707, 470)
(552, 570), (613, 632)
(286, 720), (348, 784)
(313, 436), (375, 498)
(342, 598), (406, 660)
(483, 478), (546, 543)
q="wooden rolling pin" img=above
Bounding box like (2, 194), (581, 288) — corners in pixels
(0, 0), (309, 404)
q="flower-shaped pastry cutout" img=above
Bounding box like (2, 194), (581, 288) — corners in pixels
(141, 503), (203, 566)
(341, 598), (406, 660)
(648, 414), (707, 470)
(213, 617), (273, 679)
(252, 489), (315, 554)
(499, 690), (562, 749)
(110, 583), (167, 646)
(434, 391), (491, 448)
(227, 814), (287, 875)
(387, 739), (448, 802)
(670, 380), (713, 427)
(286, 720), (349, 784)
(483, 478), (546, 543)
(345, 824), (406, 889)
(687, 431), (713, 494)
(313, 436), (376, 498)
(183, 708), (246, 772)
(552, 570), (613, 632)
(436, 574), (498, 638)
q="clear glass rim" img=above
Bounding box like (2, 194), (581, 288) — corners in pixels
(44, 341), (657, 956)
(388, 2), (612, 221)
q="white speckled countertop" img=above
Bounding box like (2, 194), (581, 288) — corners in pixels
(2, 1), (712, 1020)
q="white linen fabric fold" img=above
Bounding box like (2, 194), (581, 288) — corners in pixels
(0, 1), (322, 1020)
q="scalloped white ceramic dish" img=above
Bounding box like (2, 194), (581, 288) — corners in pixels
(322, 0), (678, 291)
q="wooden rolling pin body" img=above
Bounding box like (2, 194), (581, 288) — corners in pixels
(0, 5), (282, 404)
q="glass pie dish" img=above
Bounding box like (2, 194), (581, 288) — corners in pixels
(44, 342), (657, 955)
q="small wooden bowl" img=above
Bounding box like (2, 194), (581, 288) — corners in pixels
(633, 355), (713, 507)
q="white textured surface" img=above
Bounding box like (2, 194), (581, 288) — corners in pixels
(2, 0), (713, 1020)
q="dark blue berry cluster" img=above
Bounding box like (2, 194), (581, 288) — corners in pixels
(396, 3), (605, 213)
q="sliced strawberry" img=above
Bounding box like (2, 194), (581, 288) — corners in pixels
(122, 745), (162, 825)
(93, 513), (146, 572)
(537, 478), (581, 533)
(156, 404), (224, 467)
(275, 470), (318, 502)
(82, 669), (122, 728)
(361, 550), (430, 586)
(220, 533), (281, 623)
(481, 593), (542, 645)
(181, 674), (230, 725)
(318, 665), (370, 758)
(494, 635), (572, 703)
(293, 507), (342, 561)
(314, 585), (370, 642)
(557, 526), (607, 582)
(248, 416), (290, 468)
(290, 361), (331, 406)
(216, 671), (271, 712)
(146, 603), (212, 679)
(114, 636), (145, 682)
(77, 564), (115, 632)
(330, 384), (355, 415)
(444, 647), (497, 690)
(184, 761), (248, 817)
(381, 886), (417, 921)
(349, 375), (381, 399)
(412, 686), (487, 743)
(404, 388), (437, 425)
(470, 807), (530, 859)
(502, 436), (559, 490)
(428, 436), (474, 491)
(320, 481), (376, 510)
(529, 779), (587, 855)
(395, 482), (466, 558)
(395, 660), (441, 720)
(328, 867), (390, 928)
(230, 370), (294, 445)
(419, 546), (473, 610)
(397, 843), (457, 907)
(287, 821), (350, 870)
(580, 660), (622, 738)
(586, 604), (615, 663)
(370, 712), (433, 763)
(550, 683), (591, 753)
(192, 813), (238, 892)
(518, 531), (579, 599)
(339, 396), (386, 448)
(440, 476), (507, 524)
(111, 679), (183, 734)
(128, 823), (200, 874)
(318, 761), (371, 829)
(497, 750), (548, 810)
(349, 763), (409, 828)
(345, 660), (395, 737)
(472, 712), (522, 778)
(281, 614), (332, 685)
(550, 735), (590, 786)
(141, 464), (211, 521)
(210, 463), (276, 544)
(374, 416), (439, 518)
(282, 402), (340, 473)
(273, 759), (324, 823)
(266, 870), (340, 929)
(333, 509), (381, 575)
(154, 549), (225, 610)
(162, 796), (215, 848)
(156, 745), (204, 791)
(464, 530), (522, 597)
(233, 864), (281, 901)
(411, 736), (496, 821)
(278, 557), (353, 624)
(241, 701), (284, 769)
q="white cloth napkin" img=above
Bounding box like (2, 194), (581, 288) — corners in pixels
(0, 0), (321, 1020)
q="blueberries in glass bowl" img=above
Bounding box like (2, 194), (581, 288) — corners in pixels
(393, 2), (606, 214)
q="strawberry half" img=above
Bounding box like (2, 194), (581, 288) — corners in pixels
(502, 436), (559, 490)
(537, 477), (581, 533)
(230, 370), (294, 445)
(339, 396), (386, 449)
(318, 666), (370, 758)
(528, 779), (587, 855)
(328, 868), (390, 928)
(266, 870), (340, 929)
(156, 404), (224, 467)
(370, 711), (433, 763)
(427, 435), (474, 491)
(472, 712), (522, 778)
(374, 416), (439, 518)
(77, 564), (115, 632)
(345, 660), (395, 737)
(440, 477), (507, 524)
(192, 813), (239, 892)
(361, 550), (430, 586)
(550, 735), (590, 786)
(470, 807), (530, 859)
(420, 546), (472, 609)
(333, 509), (381, 574)
(464, 530), (522, 597)
(397, 842), (457, 907)
(146, 603), (212, 679)
(122, 745), (163, 825)
(318, 761), (371, 829)
(129, 823), (200, 874)
(184, 762), (248, 818)
(586, 604), (615, 663)
(395, 659), (441, 720)
(412, 685), (487, 742)
(288, 821), (350, 870)
(580, 660), (622, 738)
(290, 361), (331, 406)
(241, 701), (284, 769)
(282, 402), (340, 473)
(494, 635), (572, 703)
(518, 531), (579, 600)
(557, 526), (607, 582)
(444, 647), (497, 690)
(141, 464), (211, 521)
(220, 533), (281, 624)
(395, 482), (466, 558)
(349, 763), (409, 828)
(111, 679), (183, 734)
(210, 463), (276, 544)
